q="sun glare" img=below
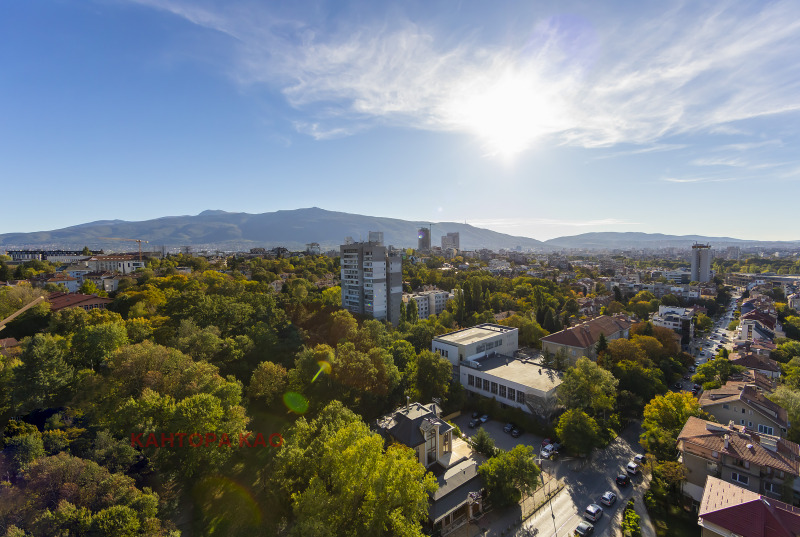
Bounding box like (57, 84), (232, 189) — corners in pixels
(446, 69), (567, 160)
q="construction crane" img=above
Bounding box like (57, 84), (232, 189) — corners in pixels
(0, 296), (45, 333)
(97, 237), (149, 261)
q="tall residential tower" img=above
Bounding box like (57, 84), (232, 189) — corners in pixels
(690, 243), (712, 283)
(340, 241), (402, 326)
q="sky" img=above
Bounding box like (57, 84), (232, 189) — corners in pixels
(2, 0), (800, 241)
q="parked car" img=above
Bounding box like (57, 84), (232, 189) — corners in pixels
(626, 462), (640, 475)
(472, 411), (479, 419)
(511, 427), (523, 438)
(673, 382), (682, 389)
(616, 473), (630, 487)
(634, 454), (647, 465)
(542, 438), (552, 448)
(479, 415), (489, 424)
(584, 503), (603, 522)
(600, 491), (617, 506)
(468, 418), (480, 428)
(575, 521), (594, 536)
(503, 423), (515, 434)
(541, 444), (556, 458)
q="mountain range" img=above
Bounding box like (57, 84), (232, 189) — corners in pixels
(1, 208), (797, 252)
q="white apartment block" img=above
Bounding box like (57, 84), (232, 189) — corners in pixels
(340, 241), (402, 326)
(403, 290), (454, 320)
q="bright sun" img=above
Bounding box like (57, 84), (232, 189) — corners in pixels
(445, 68), (566, 159)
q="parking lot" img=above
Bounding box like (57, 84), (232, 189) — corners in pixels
(452, 412), (547, 454)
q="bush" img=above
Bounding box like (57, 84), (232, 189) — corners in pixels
(448, 421), (463, 439)
(622, 499), (641, 537)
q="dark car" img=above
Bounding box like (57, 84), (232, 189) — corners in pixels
(503, 423), (515, 434)
(472, 411), (480, 419)
(616, 473), (630, 487)
(575, 521), (594, 536)
(511, 427), (523, 438)
(468, 418), (480, 428)
(673, 382), (682, 389)
(479, 414), (489, 424)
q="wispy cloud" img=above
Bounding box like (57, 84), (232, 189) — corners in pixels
(661, 176), (737, 184)
(715, 140), (784, 151)
(132, 1), (800, 156)
(593, 143), (688, 160)
(690, 157), (749, 167)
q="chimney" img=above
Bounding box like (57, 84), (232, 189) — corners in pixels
(406, 396), (410, 412)
(723, 434), (730, 449)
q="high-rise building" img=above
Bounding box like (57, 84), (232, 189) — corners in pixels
(690, 243), (712, 283)
(418, 228), (431, 251)
(441, 232), (460, 250)
(340, 242), (402, 326)
(368, 231), (384, 246)
(726, 246), (741, 260)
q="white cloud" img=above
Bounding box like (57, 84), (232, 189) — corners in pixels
(661, 176), (736, 184)
(133, 1), (800, 156)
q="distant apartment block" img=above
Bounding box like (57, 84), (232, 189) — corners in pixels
(418, 228), (431, 251)
(340, 241), (402, 326)
(87, 255), (146, 274)
(368, 231), (384, 246)
(441, 232), (460, 250)
(651, 305), (697, 340)
(403, 290), (453, 320)
(691, 243), (712, 283)
(7, 249), (101, 263)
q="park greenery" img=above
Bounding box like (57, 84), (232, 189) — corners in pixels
(0, 250), (775, 536)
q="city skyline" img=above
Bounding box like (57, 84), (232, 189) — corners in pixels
(2, 1), (800, 240)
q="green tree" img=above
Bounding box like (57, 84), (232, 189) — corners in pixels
(471, 427), (496, 458)
(557, 357), (618, 417)
(641, 392), (708, 460)
(11, 334), (75, 413)
(406, 298), (419, 324)
(5, 432), (45, 471)
(555, 409), (602, 455)
(248, 361), (288, 406)
(407, 350), (451, 403)
(71, 322), (129, 370)
(478, 445), (540, 507)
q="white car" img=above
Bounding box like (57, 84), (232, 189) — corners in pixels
(541, 444), (557, 458)
(626, 461), (640, 475)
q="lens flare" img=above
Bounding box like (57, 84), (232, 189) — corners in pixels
(312, 360), (332, 382)
(283, 391), (309, 414)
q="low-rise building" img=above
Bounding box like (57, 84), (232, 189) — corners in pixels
(31, 273), (80, 293)
(460, 356), (562, 417)
(650, 305), (696, 340)
(730, 353), (782, 379)
(46, 292), (113, 312)
(87, 255), (146, 274)
(698, 476), (800, 537)
(374, 401), (483, 536)
(699, 382), (789, 437)
(540, 315), (632, 364)
(432, 324), (519, 372)
(403, 289), (453, 320)
(677, 417), (800, 504)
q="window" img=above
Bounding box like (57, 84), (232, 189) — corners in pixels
(731, 472), (749, 485)
(507, 388), (516, 402)
(499, 385), (507, 398)
(491, 382), (498, 395)
(742, 408), (746, 414)
(748, 421), (753, 428)
(518, 392), (526, 405)
(722, 404), (730, 409)
(740, 419), (746, 425)
(712, 451), (719, 459)
(483, 379), (490, 391)
(468, 374), (475, 387)
(758, 424), (774, 435)
(733, 406), (738, 412)
(764, 482), (780, 494)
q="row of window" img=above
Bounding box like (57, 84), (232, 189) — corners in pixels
(731, 470), (783, 494)
(475, 340), (502, 353)
(466, 374), (525, 404)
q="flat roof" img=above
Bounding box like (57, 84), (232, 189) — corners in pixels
(465, 355), (562, 391)
(434, 324), (515, 346)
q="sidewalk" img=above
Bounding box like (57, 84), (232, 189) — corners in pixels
(446, 470), (564, 537)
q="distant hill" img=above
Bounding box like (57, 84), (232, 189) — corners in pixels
(544, 232), (800, 250)
(0, 207), (546, 252)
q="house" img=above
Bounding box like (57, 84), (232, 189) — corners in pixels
(677, 417), (800, 505)
(699, 382), (789, 437)
(31, 273), (80, 293)
(789, 293), (800, 312)
(374, 402), (483, 536)
(460, 356), (562, 418)
(540, 315), (632, 365)
(46, 292), (113, 312)
(698, 476), (800, 537)
(730, 353), (782, 379)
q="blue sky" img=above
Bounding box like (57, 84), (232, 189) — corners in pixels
(2, 0), (799, 241)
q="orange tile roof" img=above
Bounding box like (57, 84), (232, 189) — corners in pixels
(540, 315), (632, 348)
(678, 417), (799, 475)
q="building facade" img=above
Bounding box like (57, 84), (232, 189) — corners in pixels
(441, 232), (460, 250)
(340, 241), (402, 326)
(540, 315), (632, 364)
(691, 243), (712, 283)
(431, 324), (519, 371)
(418, 228), (431, 251)
(403, 289), (453, 320)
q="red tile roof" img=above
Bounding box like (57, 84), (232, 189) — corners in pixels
(46, 292), (113, 312)
(699, 476), (800, 537)
(540, 315), (632, 348)
(730, 353), (781, 373)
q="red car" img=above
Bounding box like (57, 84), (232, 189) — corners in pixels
(542, 438), (552, 448)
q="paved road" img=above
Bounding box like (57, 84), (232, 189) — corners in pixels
(471, 422), (650, 537)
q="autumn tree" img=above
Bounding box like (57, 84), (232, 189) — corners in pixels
(557, 357), (618, 418)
